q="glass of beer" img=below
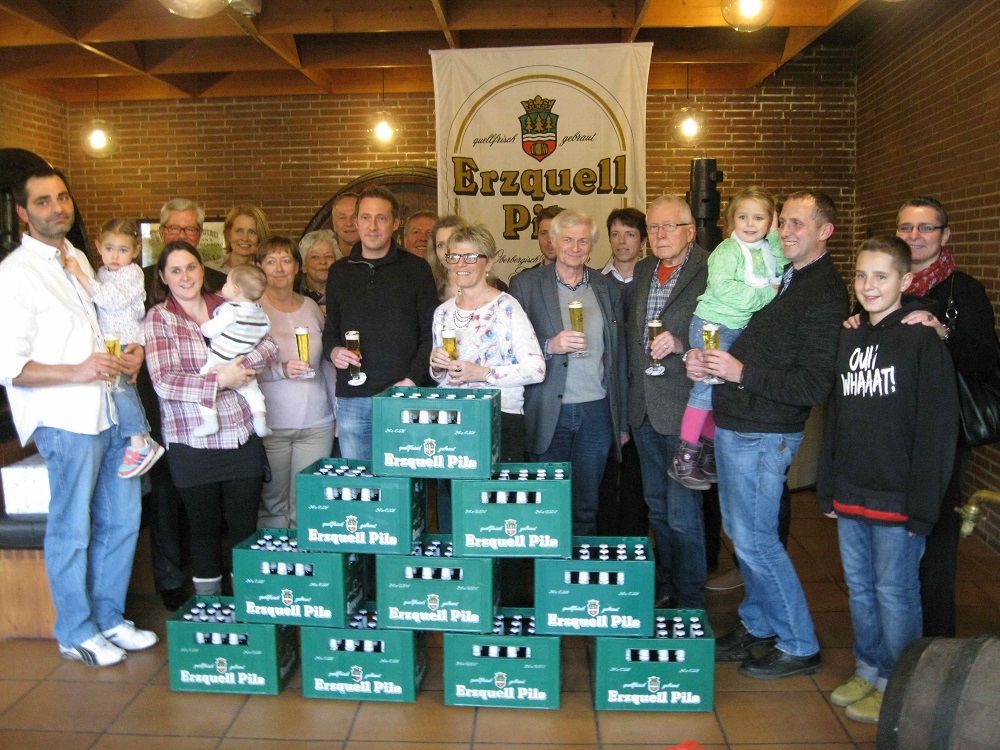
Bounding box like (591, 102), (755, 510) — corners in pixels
(568, 300), (588, 357)
(442, 329), (458, 360)
(701, 322), (724, 385)
(645, 319), (665, 376)
(104, 331), (121, 391)
(294, 326), (316, 379)
(345, 330), (366, 386)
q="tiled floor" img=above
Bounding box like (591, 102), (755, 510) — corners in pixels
(2, 490), (999, 750)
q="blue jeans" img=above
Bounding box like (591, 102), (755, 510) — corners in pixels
(34, 423), (142, 647)
(529, 398), (612, 536)
(634, 419), (706, 606)
(687, 315), (743, 410)
(839, 516), (925, 691)
(716, 428), (817, 656)
(336, 396), (372, 461)
(111, 380), (151, 438)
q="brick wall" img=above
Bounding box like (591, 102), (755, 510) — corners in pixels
(63, 92), (437, 240)
(0, 83), (68, 167)
(856, 0), (1000, 549)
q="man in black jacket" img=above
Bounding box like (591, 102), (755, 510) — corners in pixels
(322, 186), (438, 460)
(686, 191), (849, 679)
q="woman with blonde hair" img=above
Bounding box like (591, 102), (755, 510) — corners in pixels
(207, 204), (270, 273)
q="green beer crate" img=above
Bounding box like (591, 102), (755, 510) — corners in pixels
(444, 608), (561, 709)
(301, 611), (428, 703)
(594, 609), (715, 711)
(535, 536), (654, 636)
(296, 458), (427, 555)
(451, 463), (572, 558)
(166, 596), (298, 695)
(375, 535), (498, 633)
(233, 529), (365, 627)
(372, 386), (500, 479)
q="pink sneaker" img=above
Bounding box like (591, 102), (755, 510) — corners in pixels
(118, 438), (165, 479)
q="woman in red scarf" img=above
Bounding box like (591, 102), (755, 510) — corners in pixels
(894, 197), (998, 637)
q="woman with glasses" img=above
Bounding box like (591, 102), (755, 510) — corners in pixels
(256, 236), (337, 529)
(207, 205), (270, 273)
(428, 224), (546, 532)
(893, 197), (998, 637)
(428, 214), (509, 302)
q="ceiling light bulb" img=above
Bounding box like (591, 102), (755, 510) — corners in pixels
(672, 106), (704, 147)
(369, 111), (397, 146)
(721, 0), (776, 32)
(156, 0), (230, 19)
(374, 119), (394, 142)
(81, 118), (117, 158)
(89, 128), (108, 150)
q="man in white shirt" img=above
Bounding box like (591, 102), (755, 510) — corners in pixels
(0, 167), (157, 666)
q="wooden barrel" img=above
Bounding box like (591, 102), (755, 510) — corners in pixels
(877, 636), (1000, 749)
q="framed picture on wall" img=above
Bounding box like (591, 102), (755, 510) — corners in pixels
(140, 219), (226, 268)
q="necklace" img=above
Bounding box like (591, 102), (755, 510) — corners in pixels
(453, 289), (498, 327)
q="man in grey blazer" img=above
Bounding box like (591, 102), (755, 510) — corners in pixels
(628, 195), (710, 608)
(509, 209), (628, 536)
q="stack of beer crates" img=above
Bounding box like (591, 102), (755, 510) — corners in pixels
(165, 385), (714, 711)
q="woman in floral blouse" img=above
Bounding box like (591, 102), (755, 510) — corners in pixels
(428, 224), (545, 532)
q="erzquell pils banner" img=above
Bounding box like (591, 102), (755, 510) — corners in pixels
(432, 44), (651, 282)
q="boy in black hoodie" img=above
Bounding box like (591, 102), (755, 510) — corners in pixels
(817, 235), (958, 724)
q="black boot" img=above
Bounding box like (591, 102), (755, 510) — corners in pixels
(668, 440), (711, 491)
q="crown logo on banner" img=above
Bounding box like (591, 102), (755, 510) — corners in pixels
(519, 95), (559, 162)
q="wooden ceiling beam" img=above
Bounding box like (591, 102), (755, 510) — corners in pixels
(625, 0), (654, 43)
(257, 0), (440, 35)
(75, 0), (242, 42)
(0, 0), (74, 36)
(428, 0), (458, 48)
(142, 37), (293, 74)
(226, 8), (336, 93)
(448, 0), (635, 30)
(642, 0), (832, 28)
(0, 7), (66, 46)
(298, 33), (445, 69)
(0, 44), (131, 79)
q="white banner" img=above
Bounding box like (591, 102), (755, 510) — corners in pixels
(432, 43), (651, 281)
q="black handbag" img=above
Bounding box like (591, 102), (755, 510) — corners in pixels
(946, 276), (1000, 447)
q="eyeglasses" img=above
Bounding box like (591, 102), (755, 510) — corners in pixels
(646, 223), (692, 235)
(163, 224), (201, 238)
(896, 223), (945, 234)
(445, 253), (487, 264)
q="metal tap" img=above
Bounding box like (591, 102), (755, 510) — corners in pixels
(957, 490), (1000, 538)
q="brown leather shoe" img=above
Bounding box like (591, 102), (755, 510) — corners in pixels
(705, 567), (744, 591)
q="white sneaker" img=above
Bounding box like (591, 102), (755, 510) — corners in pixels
(102, 619), (159, 651)
(59, 633), (126, 667)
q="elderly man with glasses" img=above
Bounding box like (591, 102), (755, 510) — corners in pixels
(625, 195), (710, 610)
(509, 208), (627, 537)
